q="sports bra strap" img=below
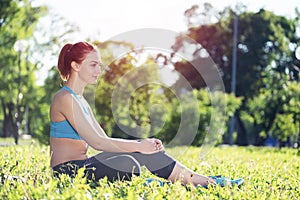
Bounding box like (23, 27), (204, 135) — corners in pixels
(62, 86), (89, 115)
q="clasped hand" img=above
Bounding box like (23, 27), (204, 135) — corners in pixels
(138, 138), (164, 154)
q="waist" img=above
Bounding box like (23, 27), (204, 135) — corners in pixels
(50, 153), (88, 168)
(50, 138), (88, 167)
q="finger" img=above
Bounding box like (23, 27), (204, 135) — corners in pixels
(157, 144), (164, 150)
(155, 146), (161, 151)
(154, 139), (162, 144)
(149, 138), (161, 144)
(156, 143), (163, 148)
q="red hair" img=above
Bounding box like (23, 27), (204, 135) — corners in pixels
(57, 41), (96, 81)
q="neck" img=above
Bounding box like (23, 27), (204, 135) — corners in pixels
(65, 76), (86, 96)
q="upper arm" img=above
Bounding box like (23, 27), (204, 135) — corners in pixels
(86, 105), (108, 138)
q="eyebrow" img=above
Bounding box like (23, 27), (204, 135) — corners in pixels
(90, 60), (101, 64)
(90, 60), (105, 68)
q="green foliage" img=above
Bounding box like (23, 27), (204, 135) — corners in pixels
(246, 72), (300, 143)
(94, 42), (137, 137)
(157, 90), (242, 146)
(0, 0), (48, 143)
(270, 114), (298, 141)
(102, 60), (165, 139)
(179, 3), (300, 145)
(0, 144), (299, 199)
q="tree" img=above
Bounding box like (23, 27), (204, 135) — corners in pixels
(0, 0), (47, 144)
(173, 3), (300, 145)
(245, 72), (300, 146)
(156, 89), (242, 147)
(181, 5), (299, 97)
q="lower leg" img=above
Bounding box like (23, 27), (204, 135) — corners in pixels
(167, 162), (215, 186)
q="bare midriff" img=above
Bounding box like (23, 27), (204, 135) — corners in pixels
(50, 137), (88, 168)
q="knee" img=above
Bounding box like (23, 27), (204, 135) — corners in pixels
(117, 155), (141, 175)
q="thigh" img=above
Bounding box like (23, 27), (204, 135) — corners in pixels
(84, 154), (140, 182)
(92, 152), (126, 160)
(93, 151), (175, 168)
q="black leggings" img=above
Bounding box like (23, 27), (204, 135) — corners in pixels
(52, 152), (176, 182)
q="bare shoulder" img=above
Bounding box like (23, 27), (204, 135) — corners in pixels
(50, 89), (73, 120)
(52, 89), (73, 106)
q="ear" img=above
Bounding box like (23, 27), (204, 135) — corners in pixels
(71, 61), (80, 72)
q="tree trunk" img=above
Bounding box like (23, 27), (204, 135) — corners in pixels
(252, 120), (261, 146)
(7, 102), (19, 144)
(236, 111), (248, 146)
(1, 99), (9, 137)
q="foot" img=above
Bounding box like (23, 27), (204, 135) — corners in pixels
(206, 175), (244, 188)
(144, 178), (164, 187)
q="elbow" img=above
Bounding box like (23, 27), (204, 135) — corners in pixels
(90, 144), (103, 151)
(88, 137), (110, 151)
(89, 141), (104, 151)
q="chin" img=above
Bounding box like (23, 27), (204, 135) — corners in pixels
(91, 80), (99, 85)
(88, 81), (98, 85)
(88, 78), (99, 85)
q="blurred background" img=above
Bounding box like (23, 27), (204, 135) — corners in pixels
(0, 0), (299, 148)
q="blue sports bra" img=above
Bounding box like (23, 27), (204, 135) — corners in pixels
(50, 86), (89, 140)
(50, 120), (81, 140)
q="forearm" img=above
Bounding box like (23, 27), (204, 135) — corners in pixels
(93, 137), (141, 153)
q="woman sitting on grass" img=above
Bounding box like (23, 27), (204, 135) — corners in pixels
(49, 41), (243, 188)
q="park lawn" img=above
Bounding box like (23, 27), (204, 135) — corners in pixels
(0, 140), (299, 200)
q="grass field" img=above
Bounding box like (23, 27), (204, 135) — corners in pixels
(0, 139), (299, 200)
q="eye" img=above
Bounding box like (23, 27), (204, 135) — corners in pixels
(90, 62), (99, 68)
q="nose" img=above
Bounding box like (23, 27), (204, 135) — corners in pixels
(95, 65), (101, 75)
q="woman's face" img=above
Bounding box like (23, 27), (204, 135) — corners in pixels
(78, 51), (102, 84)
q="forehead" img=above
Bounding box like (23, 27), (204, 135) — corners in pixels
(84, 51), (100, 61)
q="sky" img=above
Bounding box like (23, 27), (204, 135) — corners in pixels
(35, 0), (299, 42)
